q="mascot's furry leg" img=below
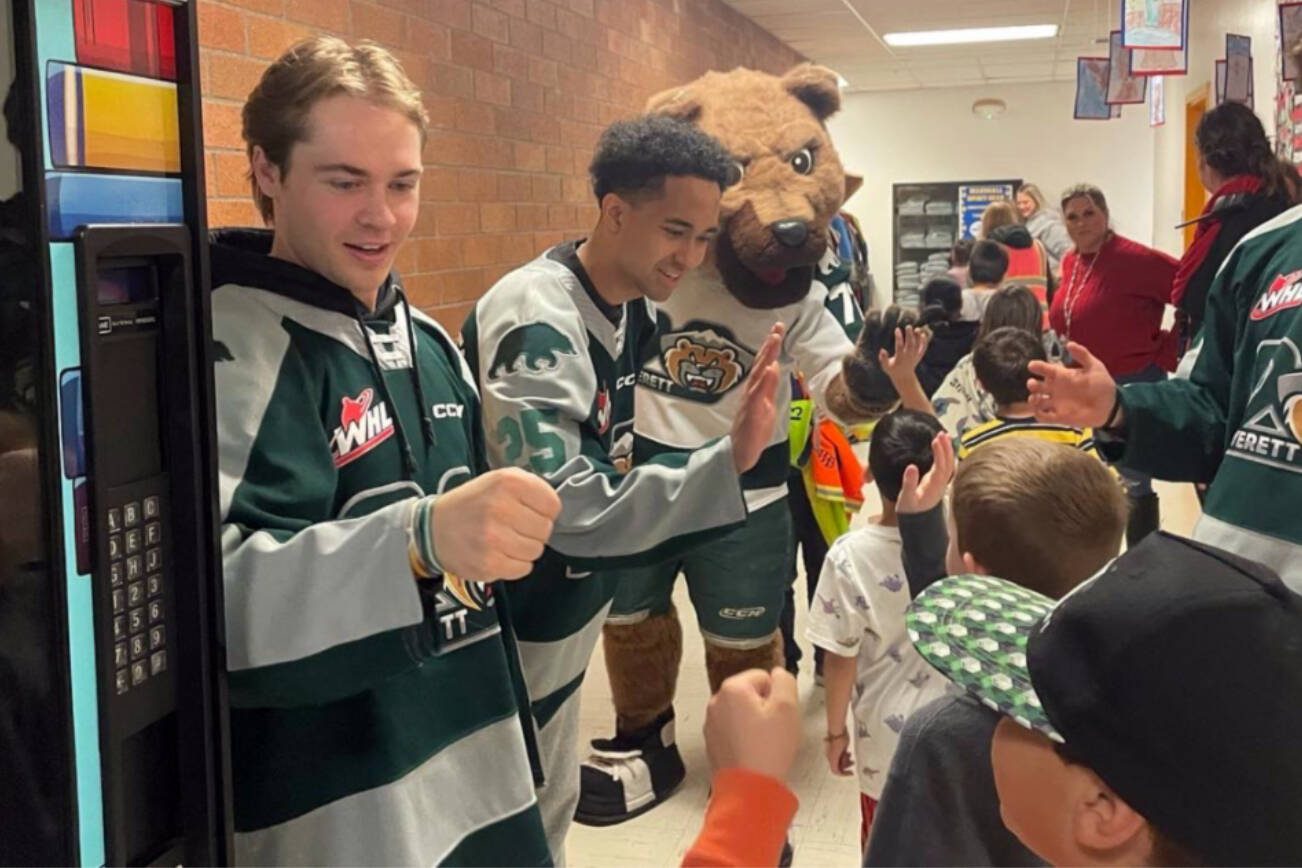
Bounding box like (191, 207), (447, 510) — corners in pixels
(574, 605), (686, 826)
(703, 631), (790, 866)
(704, 631), (784, 693)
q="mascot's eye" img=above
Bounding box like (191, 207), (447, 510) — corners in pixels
(790, 148), (815, 175)
(726, 160), (746, 186)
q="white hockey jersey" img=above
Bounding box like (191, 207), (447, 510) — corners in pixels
(635, 249), (863, 512)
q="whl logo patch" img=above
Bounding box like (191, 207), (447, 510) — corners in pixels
(1251, 270), (1302, 321)
(330, 388), (395, 468)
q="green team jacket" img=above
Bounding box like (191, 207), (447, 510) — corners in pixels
(461, 241), (747, 725)
(210, 230), (550, 866)
(1109, 205), (1302, 587)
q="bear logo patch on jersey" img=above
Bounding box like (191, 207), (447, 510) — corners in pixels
(488, 322), (578, 380)
(640, 322), (756, 404)
(330, 388), (395, 468)
(1251, 270), (1302, 321)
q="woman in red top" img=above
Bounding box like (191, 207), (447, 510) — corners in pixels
(1049, 183), (1178, 544)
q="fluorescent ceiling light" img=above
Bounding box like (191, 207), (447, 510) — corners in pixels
(883, 24), (1058, 47)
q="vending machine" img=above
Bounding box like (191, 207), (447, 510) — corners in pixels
(0, 0), (231, 863)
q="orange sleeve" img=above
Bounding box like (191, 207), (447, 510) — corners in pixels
(681, 768), (798, 867)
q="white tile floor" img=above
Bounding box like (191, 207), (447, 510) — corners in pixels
(566, 479), (1202, 867)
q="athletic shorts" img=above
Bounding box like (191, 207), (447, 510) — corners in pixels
(605, 499), (794, 647)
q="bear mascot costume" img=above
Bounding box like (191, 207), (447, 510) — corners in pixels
(575, 63), (914, 827)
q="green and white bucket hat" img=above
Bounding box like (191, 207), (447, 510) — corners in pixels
(905, 574), (1061, 743)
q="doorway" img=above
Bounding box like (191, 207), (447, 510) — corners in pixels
(1183, 86), (1210, 250)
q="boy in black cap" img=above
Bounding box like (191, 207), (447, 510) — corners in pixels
(908, 532), (1302, 866)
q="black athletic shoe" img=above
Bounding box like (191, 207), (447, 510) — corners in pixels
(779, 838), (794, 867)
(573, 709), (686, 826)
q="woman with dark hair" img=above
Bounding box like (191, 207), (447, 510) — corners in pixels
(1174, 101), (1300, 349)
(916, 276), (978, 396)
(931, 283), (1045, 438)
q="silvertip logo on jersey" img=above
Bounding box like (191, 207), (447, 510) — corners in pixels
(639, 321), (755, 404)
(487, 322), (579, 380)
(443, 572), (493, 611)
(1229, 338), (1302, 473)
(595, 385), (612, 435)
(330, 388), (395, 468)
(1251, 270), (1302, 321)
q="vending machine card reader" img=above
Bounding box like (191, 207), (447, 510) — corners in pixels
(75, 224), (215, 864)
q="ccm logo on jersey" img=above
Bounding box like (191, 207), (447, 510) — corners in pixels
(331, 388), (394, 468)
(1251, 270), (1302, 321)
(431, 403), (465, 419)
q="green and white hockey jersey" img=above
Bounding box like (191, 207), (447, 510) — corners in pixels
(210, 230), (550, 867)
(636, 248), (863, 513)
(1111, 205), (1302, 588)
(461, 240), (747, 855)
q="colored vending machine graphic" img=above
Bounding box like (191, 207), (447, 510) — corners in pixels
(73, 0), (176, 80)
(47, 61), (180, 172)
(45, 172), (182, 238)
(42, 0), (185, 239)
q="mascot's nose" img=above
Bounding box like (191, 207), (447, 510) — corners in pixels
(771, 220), (809, 248)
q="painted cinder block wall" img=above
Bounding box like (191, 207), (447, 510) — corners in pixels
(198, 0), (802, 329)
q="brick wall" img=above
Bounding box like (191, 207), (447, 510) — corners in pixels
(199, 0), (804, 330)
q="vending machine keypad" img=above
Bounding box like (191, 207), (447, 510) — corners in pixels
(105, 492), (167, 696)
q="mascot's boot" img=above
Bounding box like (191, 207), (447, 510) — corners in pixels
(574, 608), (685, 826)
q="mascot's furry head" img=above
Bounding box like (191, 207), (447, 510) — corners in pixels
(646, 64), (861, 310)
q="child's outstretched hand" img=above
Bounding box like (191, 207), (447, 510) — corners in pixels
(878, 325), (930, 383)
(896, 432), (955, 515)
(824, 732), (853, 777)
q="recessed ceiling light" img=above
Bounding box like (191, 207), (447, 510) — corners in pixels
(883, 24), (1059, 47)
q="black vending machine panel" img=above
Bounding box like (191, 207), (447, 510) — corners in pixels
(75, 224), (216, 864)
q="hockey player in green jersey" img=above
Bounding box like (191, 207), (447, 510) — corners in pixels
(214, 37), (560, 866)
(461, 116), (786, 861)
(1028, 205), (1302, 589)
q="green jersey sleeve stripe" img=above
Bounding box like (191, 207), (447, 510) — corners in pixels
(220, 499), (423, 672)
(544, 437), (745, 560)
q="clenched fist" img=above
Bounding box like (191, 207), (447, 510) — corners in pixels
(412, 467), (561, 582)
(704, 668), (801, 782)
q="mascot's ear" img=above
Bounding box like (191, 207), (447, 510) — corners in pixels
(844, 173), (864, 200)
(645, 85), (702, 123)
(781, 63), (841, 121)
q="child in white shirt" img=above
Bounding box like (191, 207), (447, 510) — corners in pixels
(806, 408), (953, 851)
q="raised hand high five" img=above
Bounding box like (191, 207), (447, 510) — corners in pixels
(1026, 341), (1120, 429)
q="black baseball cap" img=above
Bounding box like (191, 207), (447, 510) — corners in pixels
(907, 532), (1302, 865)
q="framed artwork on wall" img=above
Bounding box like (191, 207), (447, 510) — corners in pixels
(1225, 34), (1252, 105)
(1076, 57), (1114, 119)
(1120, 0), (1187, 50)
(1149, 75), (1165, 126)
(1108, 30), (1149, 103)
(1129, 2), (1189, 74)
(1280, 2), (1302, 83)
